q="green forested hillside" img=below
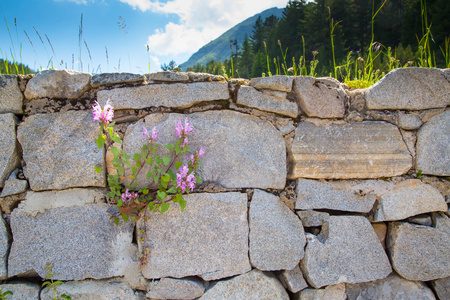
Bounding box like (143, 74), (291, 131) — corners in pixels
(185, 0), (450, 81)
(179, 7), (283, 70)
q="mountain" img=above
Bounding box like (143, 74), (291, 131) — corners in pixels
(179, 7), (283, 70)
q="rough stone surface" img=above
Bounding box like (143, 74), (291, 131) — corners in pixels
(200, 269), (289, 300)
(0, 179), (28, 197)
(0, 282), (40, 300)
(24, 69), (91, 99)
(278, 264), (308, 293)
(365, 68), (450, 110)
(146, 71), (189, 82)
(250, 75), (293, 92)
(371, 222), (387, 249)
(123, 261), (148, 291)
(97, 82), (229, 109)
(8, 201), (135, 280)
(91, 72), (145, 87)
(346, 273), (436, 300)
(237, 86), (298, 117)
(0, 113), (20, 188)
(250, 189), (306, 271)
(138, 192), (250, 281)
(301, 216), (392, 288)
(290, 121), (412, 179)
(374, 179), (447, 221)
(147, 277), (205, 300)
(124, 111), (286, 189)
(295, 179), (376, 212)
(0, 192), (26, 214)
(40, 279), (145, 300)
(398, 112), (422, 130)
(17, 110), (105, 190)
(432, 276), (450, 300)
(184, 72), (226, 82)
(0, 75), (23, 114)
(296, 210), (330, 227)
(295, 283), (346, 300)
(0, 216), (10, 280)
(293, 76), (346, 118)
(408, 214), (433, 226)
(387, 215), (450, 281)
(417, 110), (450, 176)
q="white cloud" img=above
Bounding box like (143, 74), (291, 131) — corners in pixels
(140, 0), (287, 57)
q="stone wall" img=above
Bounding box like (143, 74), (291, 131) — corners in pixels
(0, 68), (448, 300)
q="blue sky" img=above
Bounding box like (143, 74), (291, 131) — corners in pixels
(0, 0), (288, 74)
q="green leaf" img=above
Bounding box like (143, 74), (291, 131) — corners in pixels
(61, 295), (72, 300)
(96, 135), (106, 149)
(117, 166), (124, 176)
(175, 161), (183, 170)
(160, 202), (170, 214)
(163, 144), (174, 151)
(161, 174), (170, 182)
(162, 155), (171, 166)
(145, 157), (153, 166)
(175, 193), (183, 203)
(110, 146), (119, 157)
(161, 181), (168, 189)
(153, 174), (159, 184)
(146, 171), (153, 179)
(94, 166), (102, 173)
(117, 198), (123, 207)
(136, 160), (142, 168)
(114, 217), (119, 225)
(122, 153), (131, 160)
(179, 198), (187, 212)
(195, 175), (203, 184)
(157, 190), (167, 200)
(131, 166), (137, 175)
(122, 213), (129, 222)
(107, 191), (116, 198)
(167, 187), (177, 194)
(133, 153), (141, 161)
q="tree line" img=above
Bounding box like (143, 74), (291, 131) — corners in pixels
(183, 0), (449, 80)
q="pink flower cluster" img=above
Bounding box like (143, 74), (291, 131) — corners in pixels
(175, 117), (193, 147)
(176, 164), (196, 193)
(92, 99), (114, 124)
(143, 126), (158, 142)
(121, 188), (138, 205)
(189, 146), (206, 164)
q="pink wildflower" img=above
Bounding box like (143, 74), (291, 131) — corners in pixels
(121, 188), (138, 205)
(175, 117), (193, 140)
(143, 126), (158, 142)
(92, 99), (114, 123)
(198, 146), (205, 157)
(176, 164), (196, 193)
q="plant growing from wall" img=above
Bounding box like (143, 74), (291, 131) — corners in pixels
(0, 289), (12, 300)
(42, 263), (71, 300)
(92, 100), (205, 264)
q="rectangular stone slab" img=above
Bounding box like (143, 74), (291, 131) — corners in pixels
(289, 121), (412, 179)
(138, 192), (251, 281)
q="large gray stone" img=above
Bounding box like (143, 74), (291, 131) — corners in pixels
(91, 72), (145, 87)
(24, 69), (91, 99)
(146, 71), (189, 82)
(301, 216), (392, 288)
(398, 112), (422, 130)
(250, 189), (306, 271)
(374, 179), (447, 221)
(0, 216), (10, 280)
(417, 110), (450, 176)
(387, 215), (450, 281)
(17, 110), (105, 190)
(365, 68), (450, 110)
(40, 279), (144, 300)
(250, 75), (293, 92)
(290, 121), (412, 179)
(147, 277), (205, 300)
(97, 82), (229, 109)
(0, 75), (23, 114)
(278, 264), (308, 293)
(8, 195), (135, 280)
(123, 111), (286, 190)
(295, 179), (376, 212)
(0, 282), (40, 300)
(200, 269), (289, 300)
(0, 179), (28, 197)
(237, 86), (298, 117)
(0, 113), (20, 188)
(346, 273), (436, 300)
(295, 283), (346, 300)
(432, 276), (450, 300)
(138, 192), (250, 281)
(293, 76), (346, 118)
